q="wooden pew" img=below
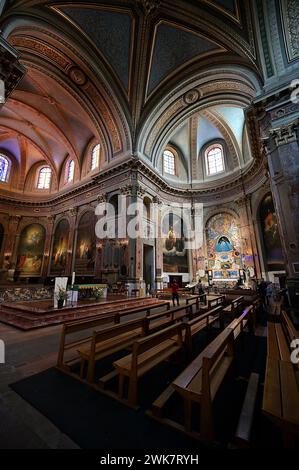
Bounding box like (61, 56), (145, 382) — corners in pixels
(281, 310), (299, 344)
(222, 296), (244, 322)
(150, 304), (254, 433)
(171, 328), (235, 441)
(185, 293), (207, 308)
(234, 372), (259, 447)
(200, 295), (226, 311)
(57, 299), (170, 371)
(113, 323), (185, 407)
(78, 317), (146, 383)
(227, 305), (255, 339)
(262, 321), (299, 446)
(184, 305), (224, 357)
(143, 302), (196, 335)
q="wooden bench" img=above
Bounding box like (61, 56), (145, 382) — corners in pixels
(234, 372), (259, 447)
(77, 317), (146, 383)
(113, 323), (185, 407)
(185, 293), (207, 308)
(281, 310), (299, 344)
(57, 299), (170, 371)
(171, 327), (235, 441)
(184, 306), (224, 357)
(222, 296), (244, 320)
(143, 302), (196, 336)
(227, 305), (255, 340)
(262, 321), (299, 446)
(200, 295), (226, 311)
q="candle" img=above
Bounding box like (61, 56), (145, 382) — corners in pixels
(72, 271), (75, 286)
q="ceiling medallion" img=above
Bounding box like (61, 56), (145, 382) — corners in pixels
(68, 66), (87, 86)
(136, 0), (161, 14)
(183, 89), (201, 105)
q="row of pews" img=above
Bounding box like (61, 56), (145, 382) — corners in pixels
(262, 310), (299, 447)
(56, 292), (263, 444)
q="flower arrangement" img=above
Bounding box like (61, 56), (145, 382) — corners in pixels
(93, 287), (104, 300)
(55, 287), (68, 308)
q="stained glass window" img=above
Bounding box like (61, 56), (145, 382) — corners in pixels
(37, 166), (52, 189)
(0, 155), (9, 182)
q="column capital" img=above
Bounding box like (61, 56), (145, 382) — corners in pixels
(120, 185), (133, 196)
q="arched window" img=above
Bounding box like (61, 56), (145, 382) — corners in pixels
(163, 149), (176, 175)
(205, 144), (225, 176)
(0, 155), (9, 182)
(91, 144), (100, 171)
(66, 159), (74, 183)
(37, 166), (52, 189)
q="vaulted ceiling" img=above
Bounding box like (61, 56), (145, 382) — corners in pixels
(0, 0), (263, 197)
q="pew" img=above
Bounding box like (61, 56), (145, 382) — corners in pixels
(227, 305), (255, 339)
(78, 317), (146, 383)
(78, 302), (197, 384)
(281, 310), (299, 344)
(184, 305), (224, 357)
(113, 323), (185, 407)
(171, 328), (235, 440)
(57, 299), (170, 371)
(222, 296), (244, 322)
(200, 295), (226, 311)
(262, 321), (299, 446)
(149, 306), (253, 437)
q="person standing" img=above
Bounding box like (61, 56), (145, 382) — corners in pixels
(171, 279), (180, 307)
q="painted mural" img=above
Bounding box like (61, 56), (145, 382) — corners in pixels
(16, 224), (45, 276)
(259, 194), (284, 271)
(206, 213), (241, 279)
(74, 212), (96, 275)
(162, 213), (188, 273)
(50, 219), (70, 275)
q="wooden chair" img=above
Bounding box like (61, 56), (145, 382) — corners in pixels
(113, 323), (184, 407)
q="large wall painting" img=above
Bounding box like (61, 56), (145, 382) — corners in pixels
(74, 212), (96, 275)
(50, 219), (70, 275)
(206, 213), (241, 279)
(16, 224), (46, 276)
(162, 213), (188, 273)
(259, 194), (284, 271)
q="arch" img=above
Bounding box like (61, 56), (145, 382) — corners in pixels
(15, 223), (46, 277)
